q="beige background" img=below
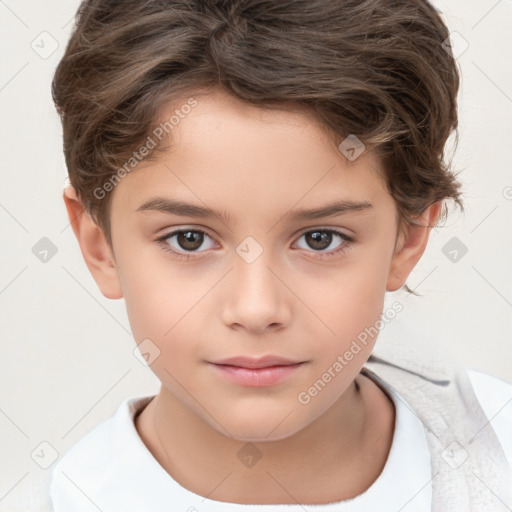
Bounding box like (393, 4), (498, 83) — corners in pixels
(0, 0), (511, 510)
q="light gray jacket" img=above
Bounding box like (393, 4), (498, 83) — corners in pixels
(363, 336), (512, 511)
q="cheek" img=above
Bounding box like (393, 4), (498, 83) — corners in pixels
(307, 257), (388, 334)
(117, 247), (204, 344)
(123, 274), (207, 391)
(299, 249), (390, 375)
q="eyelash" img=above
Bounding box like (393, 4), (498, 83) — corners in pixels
(155, 228), (354, 261)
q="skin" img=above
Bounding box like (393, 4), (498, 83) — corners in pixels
(63, 88), (441, 504)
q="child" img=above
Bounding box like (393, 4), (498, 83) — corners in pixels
(49, 0), (512, 510)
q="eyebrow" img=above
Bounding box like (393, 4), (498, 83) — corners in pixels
(136, 197), (373, 223)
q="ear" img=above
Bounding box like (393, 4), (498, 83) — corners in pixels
(386, 201), (443, 292)
(63, 185), (123, 299)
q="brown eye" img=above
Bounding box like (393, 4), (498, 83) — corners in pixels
(175, 230), (204, 251)
(157, 228), (216, 258)
(305, 230), (333, 251)
(295, 228), (354, 258)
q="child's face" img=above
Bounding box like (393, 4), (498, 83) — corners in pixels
(81, 89), (428, 441)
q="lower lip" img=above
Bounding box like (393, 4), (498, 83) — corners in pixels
(209, 363), (305, 387)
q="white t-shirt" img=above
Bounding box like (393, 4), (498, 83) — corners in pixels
(49, 369), (512, 512)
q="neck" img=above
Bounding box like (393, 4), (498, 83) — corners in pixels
(135, 373), (395, 505)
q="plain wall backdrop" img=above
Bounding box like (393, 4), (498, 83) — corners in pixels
(1, 0), (511, 510)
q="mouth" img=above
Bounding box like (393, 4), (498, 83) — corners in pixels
(208, 355), (307, 387)
(210, 355), (304, 369)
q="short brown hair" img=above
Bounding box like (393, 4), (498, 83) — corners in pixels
(52, 0), (464, 294)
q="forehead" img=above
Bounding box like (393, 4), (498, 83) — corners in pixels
(112, 88), (389, 215)
(149, 89), (337, 162)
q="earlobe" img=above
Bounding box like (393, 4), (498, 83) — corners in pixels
(386, 201), (443, 292)
(63, 185), (123, 300)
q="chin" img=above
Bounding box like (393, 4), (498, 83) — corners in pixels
(216, 411), (306, 443)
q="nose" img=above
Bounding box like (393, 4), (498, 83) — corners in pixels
(221, 247), (292, 334)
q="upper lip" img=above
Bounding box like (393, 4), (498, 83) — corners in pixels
(210, 355), (304, 369)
